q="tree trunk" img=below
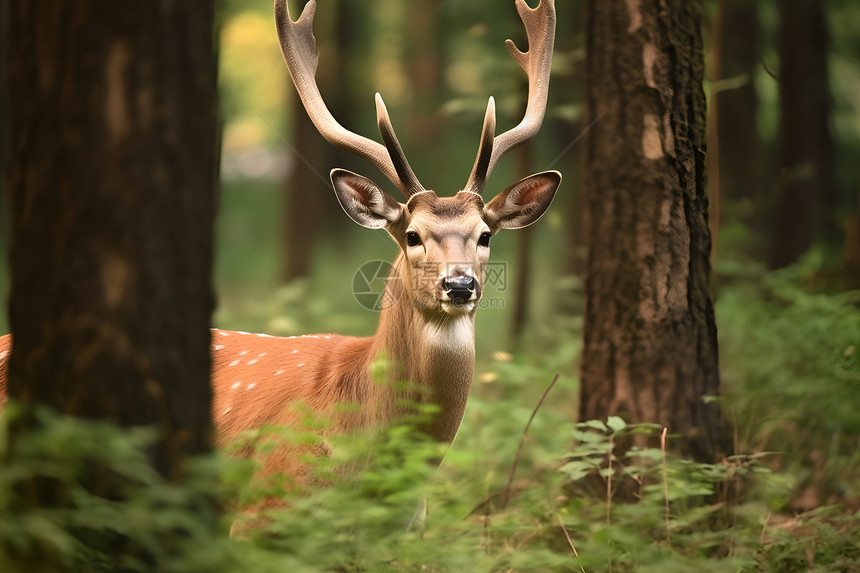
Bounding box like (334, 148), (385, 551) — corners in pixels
(712, 0), (761, 218)
(844, 185), (860, 289)
(406, 0), (444, 153)
(0, 0), (8, 244)
(281, 0), (360, 280)
(508, 140), (535, 349)
(283, 97), (325, 282)
(768, 0), (834, 269)
(580, 0), (725, 462)
(5, 0), (217, 478)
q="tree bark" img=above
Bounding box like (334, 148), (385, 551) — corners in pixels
(768, 0), (834, 269)
(580, 0), (724, 461)
(5, 0), (218, 478)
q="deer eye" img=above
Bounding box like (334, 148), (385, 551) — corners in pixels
(406, 231), (422, 247)
(478, 232), (491, 247)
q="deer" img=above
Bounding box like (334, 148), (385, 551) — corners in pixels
(0, 0), (558, 490)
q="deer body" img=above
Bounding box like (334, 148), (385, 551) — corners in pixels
(0, 0), (559, 489)
(212, 253), (477, 447)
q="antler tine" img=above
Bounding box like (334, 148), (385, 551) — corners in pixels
(375, 94), (425, 196)
(465, 97), (497, 194)
(274, 0), (424, 198)
(464, 0), (556, 194)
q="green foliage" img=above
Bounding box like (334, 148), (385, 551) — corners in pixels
(0, 403), (230, 573)
(717, 255), (860, 500)
(3, 376), (859, 572)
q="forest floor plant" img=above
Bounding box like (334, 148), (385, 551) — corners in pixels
(1, 257), (858, 571)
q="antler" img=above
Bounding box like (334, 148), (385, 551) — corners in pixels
(274, 0), (425, 198)
(464, 0), (556, 194)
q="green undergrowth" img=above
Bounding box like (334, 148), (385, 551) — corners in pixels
(2, 380), (858, 571)
(1, 256), (858, 571)
(717, 255), (860, 512)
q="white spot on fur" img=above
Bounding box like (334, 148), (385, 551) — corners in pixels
(238, 331), (250, 335)
(274, 370), (284, 376)
(223, 407), (231, 415)
(0, 351), (8, 360)
(231, 382), (241, 390)
(247, 383), (256, 390)
(291, 349), (299, 354)
(258, 352), (266, 357)
(229, 360), (240, 367)
(213, 344), (225, 351)
(247, 359), (258, 365)
(257, 333), (272, 338)
(239, 350), (248, 356)
(297, 363), (304, 368)
(219, 331), (230, 337)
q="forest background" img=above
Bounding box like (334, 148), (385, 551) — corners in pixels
(0, 0), (858, 571)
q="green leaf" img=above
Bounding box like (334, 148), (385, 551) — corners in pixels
(606, 416), (627, 432)
(583, 419), (608, 432)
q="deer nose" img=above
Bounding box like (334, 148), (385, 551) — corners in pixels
(443, 275), (477, 304)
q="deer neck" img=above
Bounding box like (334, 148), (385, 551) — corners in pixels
(371, 253), (476, 443)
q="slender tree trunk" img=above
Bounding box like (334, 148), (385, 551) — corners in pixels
(283, 97), (325, 282)
(0, 0), (8, 244)
(5, 0), (217, 477)
(844, 185), (860, 289)
(509, 140), (535, 349)
(712, 0), (761, 215)
(406, 0), (444, 151)
(768, 0), (834, 269)
(580, 0), (725, 461)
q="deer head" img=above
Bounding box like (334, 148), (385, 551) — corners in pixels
(275, 0), (560, 321)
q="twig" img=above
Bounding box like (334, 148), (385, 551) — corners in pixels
(661, 426), (670, 545)
(557, 513), (587, 573)
(761, 57), (780, 82)
(760, 510), (772, 544)
(502, 373), (560, 508)
(606, 432), (613, 526)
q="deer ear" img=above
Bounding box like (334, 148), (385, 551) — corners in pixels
(331, 169), (405, 229)
(484, 171), (561, 230)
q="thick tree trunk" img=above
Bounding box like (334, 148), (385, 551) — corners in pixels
(5, 1), (217, 477)
(580, 0), (724, 461)
(768, 0), (834, 269)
